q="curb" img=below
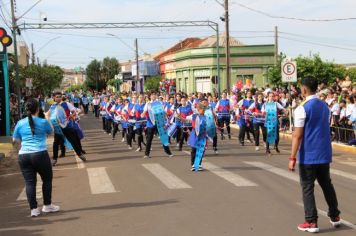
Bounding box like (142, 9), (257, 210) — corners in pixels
(230, 124), (356, 154)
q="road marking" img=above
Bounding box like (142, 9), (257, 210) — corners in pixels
(87, 167), (117, 194)
(53, 167), (79, 171)
(296, 203), (356, 230)
(75, 155), (86, 169)
(330, 169), (356, 181)
(204, 162), (257, 187)
(17, 174), (42, 201)
(339, 161), (356, 167)
(244, 161), (300, 182)
(142, 163), (192, 189)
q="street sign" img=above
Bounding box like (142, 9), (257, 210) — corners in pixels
(26, 78), (33, 88)
(281, 59), (297, 83)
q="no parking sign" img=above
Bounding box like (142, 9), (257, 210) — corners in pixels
(281, 58), (297, 83)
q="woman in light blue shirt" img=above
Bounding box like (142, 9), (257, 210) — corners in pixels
(13, 98), (60, 217)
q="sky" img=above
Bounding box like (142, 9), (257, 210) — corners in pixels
(1, 0), (356, 69)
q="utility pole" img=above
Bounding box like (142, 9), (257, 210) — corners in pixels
(274, 26), (278, 65)
(224, 0), (231, 93)
(31, 43), (35, 64)
(10, 0), (21, 115)
(135, 38), (139, 93)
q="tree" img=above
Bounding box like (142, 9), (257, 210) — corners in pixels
(85, 57), (120, 91)
(144, 76), (161, 92)
(266, 54), (347, 86)
(101, 57), (120, 84)
(22, 64), (63, 95)
(345, 68), (356, 82)
(85, 59), (103, 91)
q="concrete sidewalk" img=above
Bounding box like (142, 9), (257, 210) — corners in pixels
(0, 136), (13, 160)
(230, 124), (356, 154)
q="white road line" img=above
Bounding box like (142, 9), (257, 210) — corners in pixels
(17, 174), (43, 201)
(330, 169), (356, 181)
(87, 167), (117, 194)
(142, 163), (192, 189)
(75, 155), (86, 169)
(244, 161), (300, 182)
(53, 167), (79, 171)
(204, 162), (257, 187)
(296, 203), (356, 230)
(339, 161), (356, 167)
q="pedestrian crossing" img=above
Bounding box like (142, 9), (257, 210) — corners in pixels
(16, 160), (356, 201)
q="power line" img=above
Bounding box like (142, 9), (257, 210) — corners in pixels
(231, 1), (356, 22)
(279, 36), (356, 52)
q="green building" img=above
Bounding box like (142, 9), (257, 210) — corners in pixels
(155, 35), (275, 94)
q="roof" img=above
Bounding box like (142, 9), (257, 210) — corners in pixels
(154, 34), (244, 60)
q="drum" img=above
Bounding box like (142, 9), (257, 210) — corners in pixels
(100, 111), (106, 116)
(56, 106), (68, 128)
(114, 115), (122, 122)
(195, 115), (207, 137)
(128, 119), (136, 124)
(167, 123), (178, 137)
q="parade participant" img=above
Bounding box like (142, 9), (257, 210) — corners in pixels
(289, 77), (341, 233)
(100, 96), (108, 132)
(141, 92), (173, 158)
(248, 92), (267, 151)
(13, 98), (60, 217)
(208, 95), (217, 111)
(50, 95), (66, 164)
(72, 92), (81, 108)
(176, 97), (193, 151)
(215, 92), (232, 140)
(236, 91), (254, 144)
(124, 97), (136, 150)
(120, 99), (130, 145)
(262, 92), (287, 154)
(111, 97), (122, 140)
(184, 102), (207, 171)
(81, 94), (89, 114)
(92, 93), (101, 118)
(131, 94), (146, 152)
(49, 92), (87, 163)
(104, 96), (115, 135)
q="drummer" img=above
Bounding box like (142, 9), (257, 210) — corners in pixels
(110, 97), (123, 140)
(248, 92), (267, 151)
(100, 96), (108, 132)
(141, 92), (173, 158)
(176, 97), (193, 151)
(181, 102), (207, 171)
(121, 99), (132, 149)
(131, 94), (146, 152)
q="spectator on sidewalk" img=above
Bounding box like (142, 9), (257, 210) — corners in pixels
(13, 98), (60, 217)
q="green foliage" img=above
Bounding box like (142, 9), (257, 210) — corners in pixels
(144, 76), (161, 92)
(22, 64), (64, 95)
(266, 54), (347, 86)
(345, 68), (356, 82)
(85, 57), (120, 91)
(66, 84), (83, 93)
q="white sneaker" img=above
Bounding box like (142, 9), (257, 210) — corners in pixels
(135, 147), (141, 152)
(255, 146), (260, 151)
(42, 204), (60, 213)
(168, 154), (174, 158)
(198, 166), (203, 171)
(31, 208), (41, 217)
(128, 146), (132, 150)
(143, 155), (150, 159)
(121, 138), (125, 143)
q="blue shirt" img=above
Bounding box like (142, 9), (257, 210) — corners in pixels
(13, 117), (53, 154)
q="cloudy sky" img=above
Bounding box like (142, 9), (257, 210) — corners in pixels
(1, 0), (356, 68)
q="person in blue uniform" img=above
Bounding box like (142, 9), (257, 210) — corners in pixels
(289, 77), (341, 233)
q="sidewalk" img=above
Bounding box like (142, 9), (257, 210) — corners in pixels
(0, 136), (13, 160)
(230, 124), (356, 155)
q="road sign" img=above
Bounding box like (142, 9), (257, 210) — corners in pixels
(26, 78), (33, 88)
(281, 59), (297, 82)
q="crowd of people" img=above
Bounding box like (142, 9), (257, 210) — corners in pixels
(11, 76), (354, 232)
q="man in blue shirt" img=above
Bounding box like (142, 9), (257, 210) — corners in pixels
(289, 77), (341, 233)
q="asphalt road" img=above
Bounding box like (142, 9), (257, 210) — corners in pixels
(0, 113), (355, 236)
